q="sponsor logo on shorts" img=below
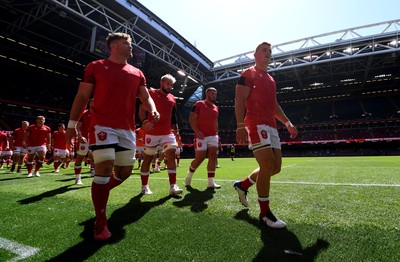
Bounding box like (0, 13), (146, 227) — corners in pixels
(198, 142), (202, 147)
(261, 130), (268, 139)
(97, 131), (107, 141)
(146, 138), (151, 144)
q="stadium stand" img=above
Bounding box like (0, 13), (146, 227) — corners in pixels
(0, 1), (399, 156)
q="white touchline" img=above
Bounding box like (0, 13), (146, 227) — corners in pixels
(282, 164), (296, 169)
(129, 176), (400, 187)
(0, 237), (39, 262)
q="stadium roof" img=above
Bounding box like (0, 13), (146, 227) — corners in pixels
(1, 0), (399, 110)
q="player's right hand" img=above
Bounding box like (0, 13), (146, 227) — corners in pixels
(150, 110), (160, 122)
(236, 128), (248, 145)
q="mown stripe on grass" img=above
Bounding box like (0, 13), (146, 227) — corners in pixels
(0, 237), (39, 262)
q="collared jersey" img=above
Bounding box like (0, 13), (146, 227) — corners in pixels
(12, 128), (27, 147)
(192, 100), (219, 136)
(52, 130), (68, 150)
(146, 88), (176, 136)
(27, 124), (51, 146)
(239, 66), (277, 128)
(83, 59), (146, 131)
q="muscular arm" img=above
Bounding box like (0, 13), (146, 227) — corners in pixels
(66, 82), (93, 144)
(189, 111), (199, 133)
(235, 84), (250, 126)
(275, 101), (298, 139)
(235, 84), (250, 144)
(138, 86), (159, 120)
(69, 83), (93, 121)
(275, 101), (290, 124)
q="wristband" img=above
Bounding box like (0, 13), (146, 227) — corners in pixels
(67, 120), (77, 129)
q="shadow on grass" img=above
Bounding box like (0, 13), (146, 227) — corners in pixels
(0, 176), (26, 182)
(234, 209), (329, 262)
(172, 185), (215, 212)
(46, 193), (171, 262)
(56, 176), (92, 183)
(17, 185), (90, 204)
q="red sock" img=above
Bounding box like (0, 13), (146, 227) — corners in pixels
(35, 161), (43, 172)
(167, 170), (176, 185)
(189, 166), (196, 173)
(108, 172), (123, 190)
(74, 165), (82, 175)
(207, 171), (215, 178)
(258, 197), (270, 218)
(91, 181), (110, 229)
(140, 171), (150, 185)
(240, 176), (254, 191)
(54, 161), (60, 170)
(27, 162), (33, 173)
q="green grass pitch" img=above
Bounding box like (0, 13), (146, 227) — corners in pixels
(0, 156), (399, 261)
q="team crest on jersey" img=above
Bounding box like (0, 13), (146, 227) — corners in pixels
(97, 131), (107, 141)
(80, 145), (85, 150)
(146, 138), (151, 144)
(197, 142), (202, 147)
(261, 130), (268, 139)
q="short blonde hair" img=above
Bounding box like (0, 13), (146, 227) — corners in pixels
(160, 74), (176, 84)
(206, 87), (217, 93)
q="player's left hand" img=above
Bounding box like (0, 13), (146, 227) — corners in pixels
(287, 124), (298, 139)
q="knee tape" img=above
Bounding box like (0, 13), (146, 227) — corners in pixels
(143, 146), (158, 156)
(93, 176), (110, 185)
(92, 148), (115, 164)
(162, 142), (177, 152)
(114, 150), (136, 166)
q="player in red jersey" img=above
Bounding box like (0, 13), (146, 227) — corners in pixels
(234, 42), (298, 229)
(1, 133), (13, 169)
(139, 74), (183, 196)
(51, 123), (69, 173)
(66, 32), (159, 241)
(22, 116), (51, 177)
(0, 131), (9, 169)
(185, 87), (221, 189)
(74, 99), (94, 184)
(9, 121), (29, 173)
(135, 127), (146, 169)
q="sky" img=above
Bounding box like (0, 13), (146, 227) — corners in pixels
(137, 0), (399, 62)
